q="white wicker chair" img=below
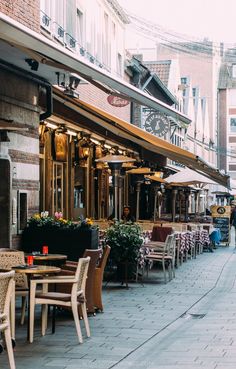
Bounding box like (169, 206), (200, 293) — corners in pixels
(0, 251), (28, 326)
(29, 256), (90, 344)
(0, 270), (16, 369)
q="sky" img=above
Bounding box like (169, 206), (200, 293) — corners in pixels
(118, 0), (236, 44)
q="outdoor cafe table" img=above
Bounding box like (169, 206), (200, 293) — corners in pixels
(24, 253), (67, 266)
(12, 265), (61, 341)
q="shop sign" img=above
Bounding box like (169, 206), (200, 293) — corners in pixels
(144, 112), (170, 137)
(107, 95), (129, 107)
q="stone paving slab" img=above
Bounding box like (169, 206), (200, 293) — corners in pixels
(1, 243), (236, 369)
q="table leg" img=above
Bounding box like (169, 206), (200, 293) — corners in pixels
(26, 275), (31, 341)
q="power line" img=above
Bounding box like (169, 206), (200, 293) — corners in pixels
(125, 10), (236, 61)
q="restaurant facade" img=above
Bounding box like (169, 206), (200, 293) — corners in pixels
(0, 2), (230, 249)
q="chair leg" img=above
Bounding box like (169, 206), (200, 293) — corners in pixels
(81, 302), (91, 338)
(41, 304), (48, 336)
(172, 261), (175, 278)
(20, 296), (27, 325)
(162, 259), (167, 283)
(4, 327), (16, 369)
(71, 301), (83, 343)
(10, 288), (15, 340)
(29, 283), (36, 343)
(168, 262), (172, 281)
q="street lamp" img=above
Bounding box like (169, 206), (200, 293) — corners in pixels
(96, 154), (136, 220)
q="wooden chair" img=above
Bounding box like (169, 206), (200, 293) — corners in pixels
(145, 234), (175, 283)
(0, 251), (28, 326)
(93, 245), (110, 312)
(29, 257), (90, 344)
(0, 271), (16, 369)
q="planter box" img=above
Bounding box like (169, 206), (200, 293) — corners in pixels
(21, 227), (99, 261)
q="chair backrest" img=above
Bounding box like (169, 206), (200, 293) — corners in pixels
(97, 245), (111, 272)
(0, 271), (15, 316)
(74, 257), (90, 294)
(0, 251), (27, 288)
(151, 226), (173, 242)
(166, 234), (176, 259)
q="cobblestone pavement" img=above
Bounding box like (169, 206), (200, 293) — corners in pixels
(1, 237), (236, 369)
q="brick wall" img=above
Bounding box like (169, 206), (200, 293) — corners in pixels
(0, 66), (40, 247)
(78, 81), (130, 122)
(0, 0), (40, 33)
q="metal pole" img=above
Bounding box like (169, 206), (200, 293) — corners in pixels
(172, 189), (177, 222)
(136, 181), (141, 221)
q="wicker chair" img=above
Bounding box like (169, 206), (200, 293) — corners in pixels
(61, 249), (102, 314)
(0, 252), (28, 326)
(93, 245), (110, 312)
(29, 257), (90, 344)
(0, 271), (16, 369)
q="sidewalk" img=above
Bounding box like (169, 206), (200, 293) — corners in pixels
(1, 236), (236, 369)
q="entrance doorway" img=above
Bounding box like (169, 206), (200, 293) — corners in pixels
(0, 158), (11, 247)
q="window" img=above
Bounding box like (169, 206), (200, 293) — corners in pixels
(228, 90), (236, 106)
(229, 145), (236, 162)
(230, 117), (236, 133)
(65, 0), (76, 48)
(233, 64), (236, 78)
(117, 53), (122, 77)
(103, 12), (109, 67)
(52, 0), (65, 42)
(40, 0), (52, 31)
(76, 8), (84, 46)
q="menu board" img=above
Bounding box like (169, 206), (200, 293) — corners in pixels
(211, 205), (231, 244)
(212, 217), (230, 243)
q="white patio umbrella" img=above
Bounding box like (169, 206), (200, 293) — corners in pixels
(165, 167), (217, 219)
(165, 167), (217, 187)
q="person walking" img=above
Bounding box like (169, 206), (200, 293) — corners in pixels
(230, 205), (236, 247)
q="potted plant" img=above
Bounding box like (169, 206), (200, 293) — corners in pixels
(105, 221), (143, 285)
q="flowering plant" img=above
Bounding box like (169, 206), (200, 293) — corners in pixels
(27, 212), (97, 230)
(28, 211), (75, 229)
(79, 217), (94, 228)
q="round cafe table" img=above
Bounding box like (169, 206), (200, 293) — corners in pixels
(25, 253), (67, 267)
(13, 265), (61, 341)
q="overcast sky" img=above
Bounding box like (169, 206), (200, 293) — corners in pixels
(118, 0), (236, 44)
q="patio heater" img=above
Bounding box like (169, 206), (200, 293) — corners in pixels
(144, 173), (166, 221)
(126, 167), (154, 221)
(96, 154), (136, 220)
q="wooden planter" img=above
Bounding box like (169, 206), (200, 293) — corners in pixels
(21, 226), (99, 261)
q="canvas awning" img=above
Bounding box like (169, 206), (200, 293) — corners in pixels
(0, 12), (191, 126)
(53, 88), (230, 188)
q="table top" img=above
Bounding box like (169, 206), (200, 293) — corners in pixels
(12, 265), (61, 274)
(25, 253), (67, 261)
